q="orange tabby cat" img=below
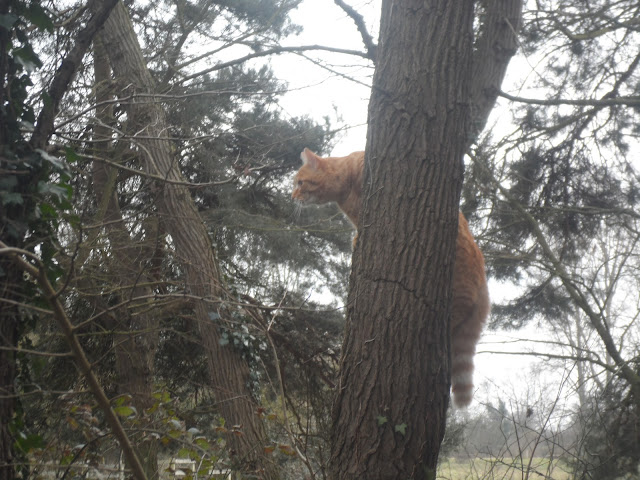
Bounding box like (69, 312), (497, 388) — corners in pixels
(292, 148), (490, 408)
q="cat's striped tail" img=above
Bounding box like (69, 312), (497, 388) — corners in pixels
(450, 284), (490, 408)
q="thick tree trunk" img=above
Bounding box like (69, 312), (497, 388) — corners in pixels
(0, 263), (18, 480)
(30, 0), (119, 150)
(329, 1), (475, 479)
(468, 0), (523, 145)
(0, 3), (17, 475)
(98, 3), (274, 476)
(91, 36), (159, 478)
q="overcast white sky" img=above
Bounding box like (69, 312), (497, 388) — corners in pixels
(269, 0), (380, 154)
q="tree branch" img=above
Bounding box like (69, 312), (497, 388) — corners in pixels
(333, 0), (377, 61)
(468, 0), (524, 145)
(30, 0), (119, 149)
(177, 44), (371, 85)
(479, 349), (614, 373)
(499, 90), (640, 107)
(551, 14), (640, 42)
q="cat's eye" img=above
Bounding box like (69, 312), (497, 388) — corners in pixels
(297, 180), (303, 186)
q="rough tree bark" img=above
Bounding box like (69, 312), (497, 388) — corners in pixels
(0, 265), (18, 480)
(468, 0), (524, 145)
(97, 2), (274, 476)
(329, 2), (475, 477)
(0, 2), (19, 474)
(91, 36), (160, 478)
(329, 1), (522, 479)
(30, 0), (119, 150)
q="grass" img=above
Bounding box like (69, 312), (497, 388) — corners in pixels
(437, 457), (574, 480)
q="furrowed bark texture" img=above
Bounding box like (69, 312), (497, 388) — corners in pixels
(329, 1), (475, 479)
(30, 0), (119, 149)
(468, 0), (523, 144)
(0, 258), (18, 480)
(92, 36), (159, 478)
(98, 3), (274, 476)
(0, 3), (17, 475)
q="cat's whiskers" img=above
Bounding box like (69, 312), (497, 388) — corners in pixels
(293, 200), (303, 222)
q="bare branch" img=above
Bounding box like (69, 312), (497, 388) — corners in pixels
(479, 349), (615, 373)
(468, 0), (524, 144)
(177, 44), (371, 85)
(78, 152), (242, 189)
(334, 0), (377, 61)
(552, 14), (640, 41)
(30, 0), (120, 149)
(499, 90), (640, 107)
(0, 346), (72, 358)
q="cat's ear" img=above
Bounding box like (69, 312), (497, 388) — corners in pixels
(300, 148), (320, 170)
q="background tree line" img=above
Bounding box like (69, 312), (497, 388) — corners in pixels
(1, 0), (639, 479)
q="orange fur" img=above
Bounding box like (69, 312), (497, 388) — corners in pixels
(292, 149), (490, 408)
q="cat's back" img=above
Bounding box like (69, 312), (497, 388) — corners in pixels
(331, 151), (365, 226)
(340, 150), (365, 190)
(453, 212), (489, 323)
(456, 213), (486, 275)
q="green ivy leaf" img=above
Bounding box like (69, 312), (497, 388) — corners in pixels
(36, 149), (70, 174)
(114, 395), (132, 407)
(14, 432), (45, 454)
(113, 405), (137, 418)
(153, 390), (171, 403)
(376, 415), (388, 426)
(39, 202), (58, 220)
(64, 146), (80, 164)
(25, 4), (54, 32)
(394, 423), (407, 436)
(13, 45), (42, 72)
(1, 191), (24, 206)
(37, 181), (71, 203)
(177, 447), (196, 459)
(194, 437), (210, 449)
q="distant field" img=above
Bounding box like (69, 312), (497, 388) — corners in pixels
(438, 457), (573, 480)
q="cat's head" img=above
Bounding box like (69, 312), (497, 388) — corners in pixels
(292, 148), (331, 205)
